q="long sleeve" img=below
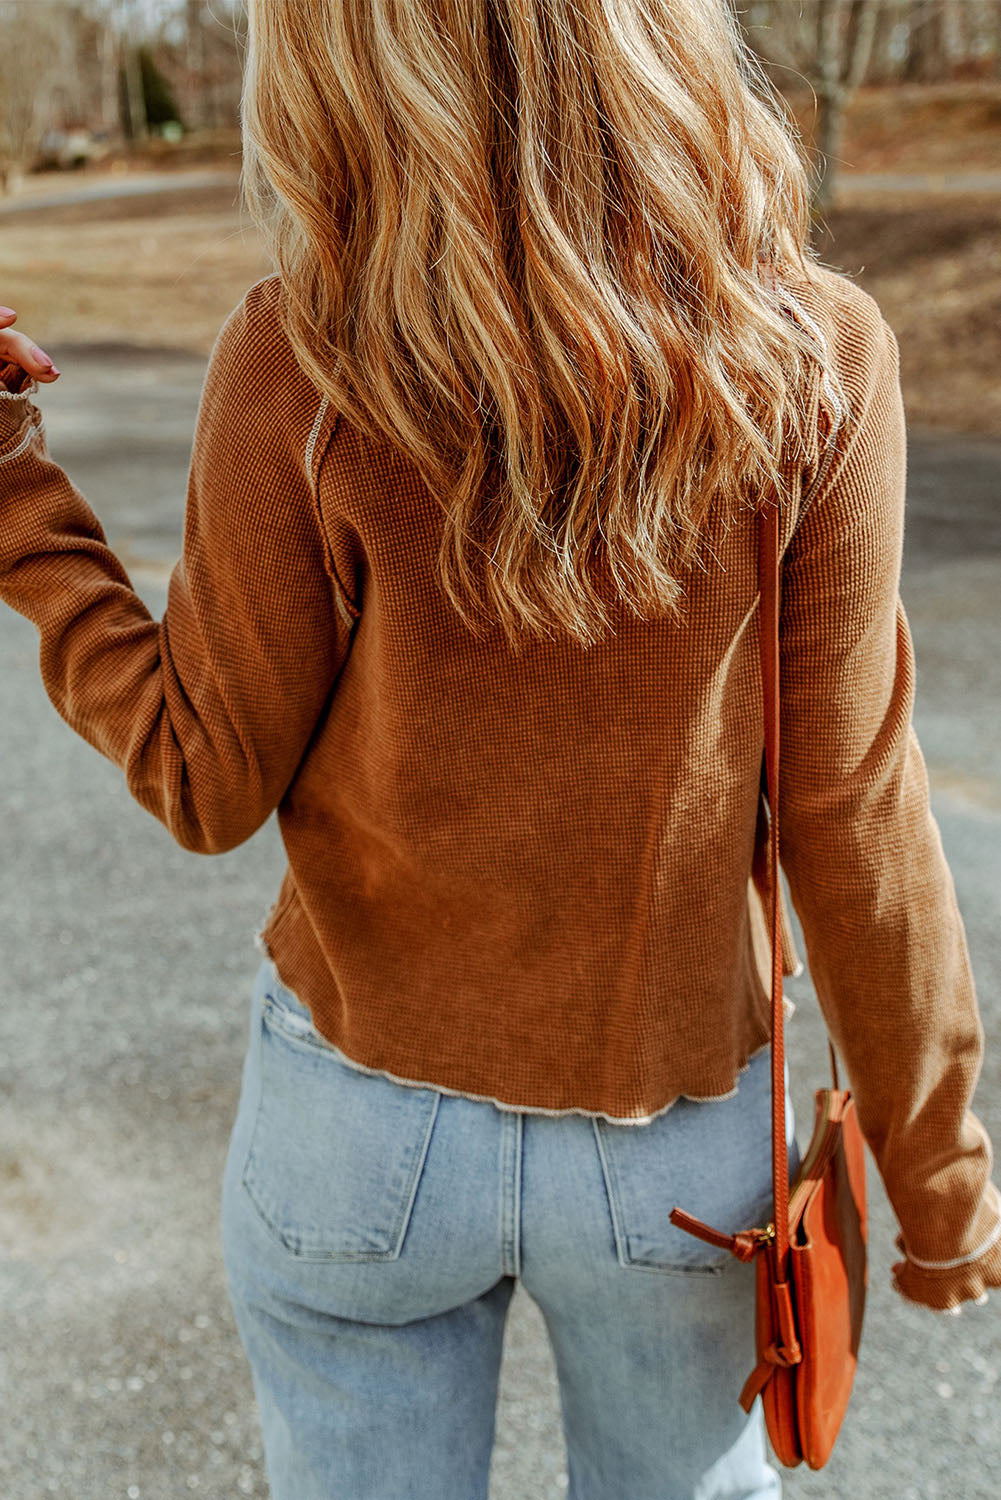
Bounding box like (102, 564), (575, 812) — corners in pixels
(0, 280), (354, 854)
(778, 293), (1001, 1309)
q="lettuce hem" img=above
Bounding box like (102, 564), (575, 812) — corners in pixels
(891, 1182), (1001, 1312)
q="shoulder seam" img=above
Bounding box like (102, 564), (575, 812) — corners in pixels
(799, 362), (848, 516)
(780, 286), (849, 518)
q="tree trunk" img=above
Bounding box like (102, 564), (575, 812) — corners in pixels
(187, 0), (209, 129)
(123, 22), (148, 143)
(903, 0), (947, 83)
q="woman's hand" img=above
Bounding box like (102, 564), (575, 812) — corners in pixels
(0, 307), (60, 388)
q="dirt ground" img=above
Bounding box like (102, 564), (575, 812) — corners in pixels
(1, 81), (999, 435)
(789, 78), (1001, 174)
(812, 195), (1001, 435)
(0, 181), (270, 355)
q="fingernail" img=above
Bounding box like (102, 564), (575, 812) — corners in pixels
(49, 366), (61, 376)
(0, 306), (16, 317)
(30, 344), (53, 368)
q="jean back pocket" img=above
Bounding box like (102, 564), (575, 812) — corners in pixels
(240, 979), (441, 1261)
(593, 1047), (799, 1274)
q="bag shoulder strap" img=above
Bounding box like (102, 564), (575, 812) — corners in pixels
(756, 273), (842, 1261)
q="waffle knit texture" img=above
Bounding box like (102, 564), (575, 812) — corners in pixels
(1, 265), (999, 1311)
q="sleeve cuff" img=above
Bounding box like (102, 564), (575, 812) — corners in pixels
(0, 360), (39, 398)
(891, 1180), (1001, 1312)
(0, 370), (40, 448)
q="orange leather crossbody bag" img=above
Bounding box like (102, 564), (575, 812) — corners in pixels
(670, 498), (869, 1470)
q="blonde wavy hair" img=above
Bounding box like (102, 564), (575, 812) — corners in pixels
(241, 0), (844, 648)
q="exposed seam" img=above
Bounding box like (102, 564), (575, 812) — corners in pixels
(800, 363), (847, 513)
(0, 416), (44, 465)
(333, 587), (355, 632)
(305, 394), (330, 482)
(499, 1111), (522, 1276)
(252, 944), (790, 1127)
(512, 1115), (522, 1276)
(901, 1215), (1001, 1272)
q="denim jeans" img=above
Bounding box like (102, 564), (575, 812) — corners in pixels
(220, 955), (802, 1500)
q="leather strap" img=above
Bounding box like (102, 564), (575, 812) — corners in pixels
(757, 487), (841, 1274)
(757, 499), (791, 1268)
(670, 269), (844, 1283)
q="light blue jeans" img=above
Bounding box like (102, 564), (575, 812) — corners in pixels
(220, 956), (802, 1500)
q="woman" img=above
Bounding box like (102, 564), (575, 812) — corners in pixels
(2, 0), (998, 1494)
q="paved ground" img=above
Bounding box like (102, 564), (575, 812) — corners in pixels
(0, 168), (240, 215)
(1, 346), (999, 1499)
(835, 169), (1001, 195)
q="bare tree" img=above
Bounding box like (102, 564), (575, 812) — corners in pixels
(82, 0), (157, 142)
(0, 0), (192, 188)
(116, 0), (149, 140)
(740, 0), (1000, 200)
(896, 0), (1000, 82)
(738, 0), (882, 211)
(0, 0), (80, 191)
(98, 8), (121, 133)
(903, 0), (950, 81)
(177, 0), (246, 131)
(866, 0), (917, 84)
(185, 0), (209, 128)
(814, 0), (881, 205)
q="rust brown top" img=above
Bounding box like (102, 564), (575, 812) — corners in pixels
(2, 266), (998, 1311)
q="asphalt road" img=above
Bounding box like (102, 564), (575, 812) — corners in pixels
(1, 346), (1000, 1499)
(0, 168), (240, 215)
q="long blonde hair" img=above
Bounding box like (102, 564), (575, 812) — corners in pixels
(242, 0), (844, 648)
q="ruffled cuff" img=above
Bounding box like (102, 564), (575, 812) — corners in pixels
(0, 367), (40, 448)
(0, 358), (38, 396)
(891, 1179), (1001, 1314)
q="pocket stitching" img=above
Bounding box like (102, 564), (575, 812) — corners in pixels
(240, 1003), (441, 1261)
(592, 1117), (731, 1276)
(592, 1118), (631, 1269)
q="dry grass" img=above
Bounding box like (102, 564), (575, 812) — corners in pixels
(1, 180), (269, 355)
